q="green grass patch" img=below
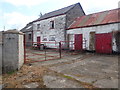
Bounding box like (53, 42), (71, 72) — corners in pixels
(7, 70), (16, 75)
(63, 75), (73, 79)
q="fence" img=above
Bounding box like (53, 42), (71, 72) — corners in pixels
(24, 41), (75, 63)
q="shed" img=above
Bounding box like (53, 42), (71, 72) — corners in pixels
(67, 8), (120, 54)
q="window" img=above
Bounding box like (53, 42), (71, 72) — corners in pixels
(28, 34), (32, 40)
(50, 21), (54, 29)
(37, 24), (40, 29)
(49, 35), (55, 41)
(43, 36), (47, 41)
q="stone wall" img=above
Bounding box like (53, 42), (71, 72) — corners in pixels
(33, 15), (66, 48)
(66, 3), (85, 29)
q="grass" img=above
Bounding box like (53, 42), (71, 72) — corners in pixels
(7, 70), (17, 75)
(63, 75), (73, 79)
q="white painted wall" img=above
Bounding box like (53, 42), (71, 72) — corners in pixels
(67, 27), (96, 50)
(67, 23), (119, 52)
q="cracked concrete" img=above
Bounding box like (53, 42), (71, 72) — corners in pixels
(35, 54), (118, 88)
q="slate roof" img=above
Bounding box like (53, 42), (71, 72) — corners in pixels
(0, 32), (3, 43)
(30, 3), (84, 23)
(67, 8), (120, 30)
(20, 23), (33, 32)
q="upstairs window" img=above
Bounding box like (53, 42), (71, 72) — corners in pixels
(37, 24), (40, 29)
(50, 21), (54, 29)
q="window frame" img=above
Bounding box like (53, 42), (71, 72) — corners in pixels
(50, 21), (55, 29)
(37, 24), (40, 29)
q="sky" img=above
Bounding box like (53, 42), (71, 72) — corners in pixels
(0, 0), (119, 31)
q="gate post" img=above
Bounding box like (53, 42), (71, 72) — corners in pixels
(24, 34), (26, 63)
(2, 30), (24, 73)
(59, 42), (62, 58)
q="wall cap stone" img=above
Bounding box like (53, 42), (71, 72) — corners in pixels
(3, 29), (24, 35)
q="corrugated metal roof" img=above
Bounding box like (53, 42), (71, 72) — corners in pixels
(68, 8), (120, 29)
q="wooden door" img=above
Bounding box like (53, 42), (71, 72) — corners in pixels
(95, 33), (112, 54)
(89, 32), (95, 51)
(74, 34), (82, 50)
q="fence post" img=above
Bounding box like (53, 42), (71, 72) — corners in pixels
(45, 42), (47, 60)
(59, 42), (62, 58)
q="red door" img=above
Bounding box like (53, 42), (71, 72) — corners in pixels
(74, 34), (82, 50)
(37, 36), (41, 47)
(95, 33), (112, 54)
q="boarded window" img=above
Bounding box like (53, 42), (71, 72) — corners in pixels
(49, 35), (55, 41)
(50, 21), (54, 29)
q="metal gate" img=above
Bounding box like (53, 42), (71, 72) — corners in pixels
(24, 41), (62, 63)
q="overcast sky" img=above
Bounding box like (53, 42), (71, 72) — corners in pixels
(0, 0), (119, 31)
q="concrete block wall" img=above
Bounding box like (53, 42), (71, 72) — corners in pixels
(2, 30), (24, 73)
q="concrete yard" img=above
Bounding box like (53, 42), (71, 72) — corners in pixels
(31, 50), (119, 88)
(3, 48), (119, 88)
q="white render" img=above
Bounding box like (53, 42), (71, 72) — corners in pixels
(67, 23), (119, 52)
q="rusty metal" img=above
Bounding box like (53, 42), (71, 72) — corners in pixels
(67, 8), (120, 30)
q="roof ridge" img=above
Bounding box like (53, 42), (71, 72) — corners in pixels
(43, 3), (78, 15)
(31, 3), (80, 23)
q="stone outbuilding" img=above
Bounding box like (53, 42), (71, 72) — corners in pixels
(21, 3), (85, 48)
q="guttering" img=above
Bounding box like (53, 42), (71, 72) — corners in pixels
(67, 22), (120, 30)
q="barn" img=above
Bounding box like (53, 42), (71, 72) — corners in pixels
(21, 3), (85, 48)
(67, 8), (120, 54)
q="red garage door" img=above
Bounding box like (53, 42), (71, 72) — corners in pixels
(74, 34), (82, 50)
(95, 33), (112, 54)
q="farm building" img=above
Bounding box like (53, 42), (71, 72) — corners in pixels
(67, 8), (120, 54)
(21, 3), (85, 48)
(21, 3), (120, 54)
(21, 23), (33, 46)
